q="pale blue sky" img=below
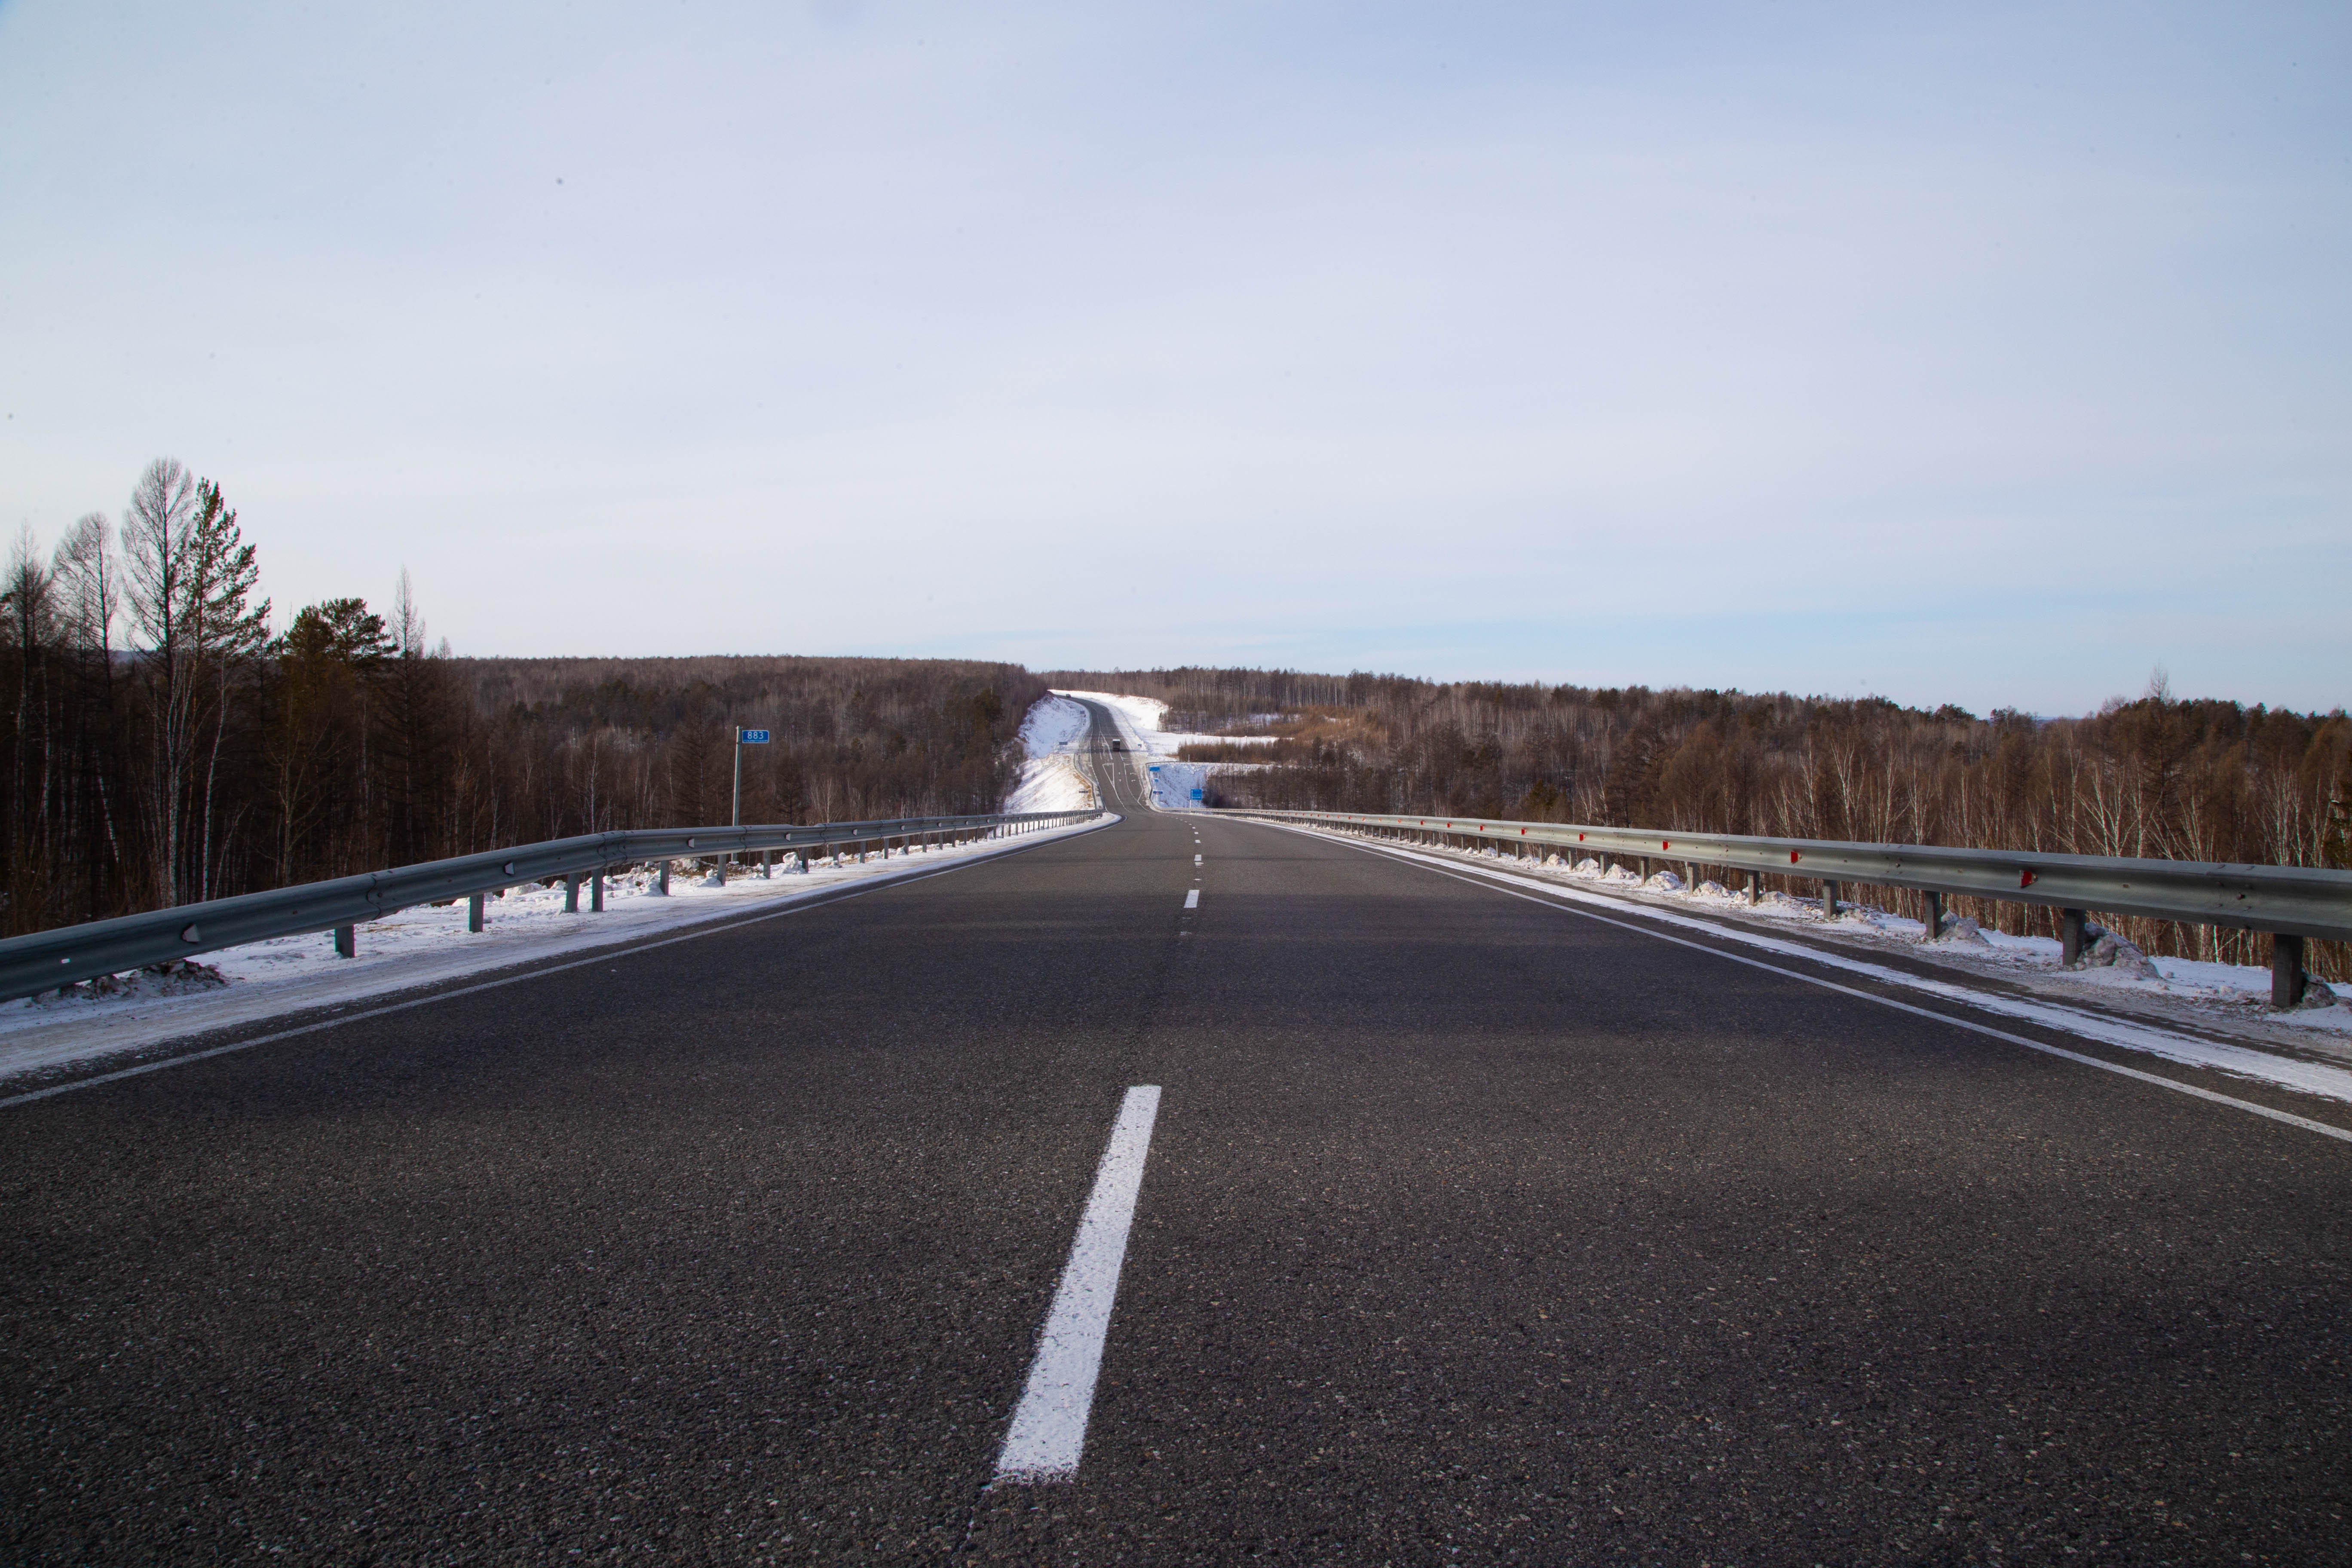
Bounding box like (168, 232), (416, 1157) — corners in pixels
(2, 2), (2345, 714)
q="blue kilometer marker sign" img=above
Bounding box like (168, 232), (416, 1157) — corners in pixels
(738, 729), (770, 744)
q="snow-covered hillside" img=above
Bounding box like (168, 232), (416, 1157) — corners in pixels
(1006, 694), (1098, 812)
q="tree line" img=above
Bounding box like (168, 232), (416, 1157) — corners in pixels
(0, 460), (1041, 937)
(5, 463), (2336, 983)
(1051, 666), (2352, 980)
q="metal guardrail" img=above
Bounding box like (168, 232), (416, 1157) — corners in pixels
(1228, 808), (2352, 1006)
(0, 809), (1097, 1005)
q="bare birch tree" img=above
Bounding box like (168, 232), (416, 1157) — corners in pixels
(51, 514), (124, 909)
(122, 460), (196, 904)
(122, 463), (266, 904)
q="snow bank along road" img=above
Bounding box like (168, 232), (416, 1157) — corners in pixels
(7, 699), (2352, 1563)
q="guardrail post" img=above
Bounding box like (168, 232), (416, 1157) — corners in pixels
(2273, 934), (2308, 1008)
(334, 924), (355, 958)
(1822, 880), (1841, 920)
(1921, 890), (1943, 943)
(591, 870), (605, 913)
(468, 893), (485, 933)
(656, 860), (670, 896)
(564, 873), (580, 914)
(1748, 872), (1761, 905)
(760, 849), (772, 878)
(2061, 908), (2088, 965)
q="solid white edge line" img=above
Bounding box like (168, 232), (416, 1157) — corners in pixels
(1256, 821), (2352, 1148)
(995, 1084), (1163, 1484)
(0, 815), (1122, 1111)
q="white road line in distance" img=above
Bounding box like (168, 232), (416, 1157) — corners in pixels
(995, 1084), (1163, 1484)
(1183, 889), (1200, 909)
(1256, 820), (2352, 1148)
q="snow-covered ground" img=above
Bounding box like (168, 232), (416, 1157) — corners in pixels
(1020, 691), (1093, 756)
(1652, 872), (2349, 1024)
(1053, 689), (1277, 810)
(1007, 694), (1099, 813)
(0, 815), (1107, 1091)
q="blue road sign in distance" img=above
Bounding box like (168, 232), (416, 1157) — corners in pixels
(738, 729), (771, 744)
(1190, 789), (1204, 800)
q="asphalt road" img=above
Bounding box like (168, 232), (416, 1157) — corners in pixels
(7, 698), (2352, 1564)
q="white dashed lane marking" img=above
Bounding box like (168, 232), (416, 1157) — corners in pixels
(1183, 889), (1200, 909)
(994, 1086), (1164, 1483)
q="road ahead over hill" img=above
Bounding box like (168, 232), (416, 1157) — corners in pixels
(7, 698), (2352, 1563)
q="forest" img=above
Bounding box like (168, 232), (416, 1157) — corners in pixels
(1047, 666), (2352, 980)
(2, 460), (2341, 988)
(0, 461), (1041, 936)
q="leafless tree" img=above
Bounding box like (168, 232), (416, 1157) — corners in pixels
(121, 462), (266, 903)
(3, 527), (58, 899)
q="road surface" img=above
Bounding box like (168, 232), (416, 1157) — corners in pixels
(6, 698), (2350, 1562)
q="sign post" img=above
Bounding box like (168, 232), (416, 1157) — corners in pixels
(733, 728), (771, 829)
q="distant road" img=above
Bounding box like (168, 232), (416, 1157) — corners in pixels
(6, 697), (2349, 1562)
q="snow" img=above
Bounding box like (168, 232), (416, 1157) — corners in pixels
(1007, 695), (1099, 812)
(0, 815), (1108, 1090)
(1619, 861), (2344, 1016)
(1006, 757), (1096, 813)
(1020, 692), (1093, 757)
